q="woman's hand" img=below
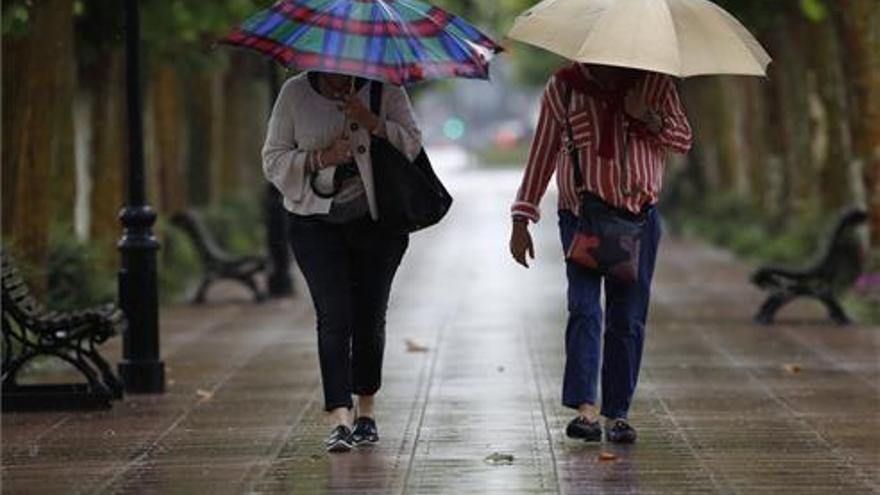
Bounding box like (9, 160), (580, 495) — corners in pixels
(509, 220), (535, 268)
(625, 90), (663, 134)
(342, 95), (381, 134)
(318, 135), (353, 168)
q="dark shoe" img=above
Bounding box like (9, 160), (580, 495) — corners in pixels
(605, 419), (637, 444)
(325, 425), (353, 453)
(565, 416), (602, 442)
(352, 416), (379, 446)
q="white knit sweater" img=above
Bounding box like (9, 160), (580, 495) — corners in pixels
(262, 73), (422, 220)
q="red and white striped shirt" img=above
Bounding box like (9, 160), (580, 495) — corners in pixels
(512, 64), (692, 222)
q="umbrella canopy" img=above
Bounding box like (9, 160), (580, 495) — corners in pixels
(507, 0), (771, 78)
(221, 0), (502, 85)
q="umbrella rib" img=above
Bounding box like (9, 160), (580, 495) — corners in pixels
(375, 0), (411, 82)
(394, 0), (491, 76)
(701, 0), (771, 72)
(382, 0), (440, 67)
(671, 0), (770, 77)
(659, 0), (683, 76)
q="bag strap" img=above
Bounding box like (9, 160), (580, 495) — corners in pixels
(563, 83), (632, 197)
(370, 80), (382, 117)
(563, 85), (585, 191)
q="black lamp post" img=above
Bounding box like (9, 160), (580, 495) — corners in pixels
(118, 0), (165, 393)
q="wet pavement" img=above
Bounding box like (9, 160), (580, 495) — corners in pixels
(3, 165), (879, 494)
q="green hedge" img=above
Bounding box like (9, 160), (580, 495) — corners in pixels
(668, 194), (827, 266)
(31, 194), (266, 310)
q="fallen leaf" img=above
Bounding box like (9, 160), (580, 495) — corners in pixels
(783, 363), (802, 374)
(484, 452), (515, 465)
(405, 339), (429, 353)
(598, 452), (617, 461)
(196, 389), (214, 402)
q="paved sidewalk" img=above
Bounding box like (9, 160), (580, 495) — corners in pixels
(3, 168), (879, 494)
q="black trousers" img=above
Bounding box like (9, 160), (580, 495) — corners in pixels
(288, 214), (408, 411)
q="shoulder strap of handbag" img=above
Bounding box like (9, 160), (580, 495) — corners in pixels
(562, 83), (631, 196)
(370, 80), (382, 117)
(563, 85), (585, 191)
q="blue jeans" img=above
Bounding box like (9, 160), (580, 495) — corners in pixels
(558, 207), (661, 419)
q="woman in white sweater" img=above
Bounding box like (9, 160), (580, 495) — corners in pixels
(263, 71), (422, 452)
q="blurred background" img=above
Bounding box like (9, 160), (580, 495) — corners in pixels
(2, 0), (878, 321)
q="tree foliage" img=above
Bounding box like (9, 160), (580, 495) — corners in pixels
(1, 0), (33, 37)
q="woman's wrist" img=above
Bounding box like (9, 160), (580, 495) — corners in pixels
(307, 151), (325, 174)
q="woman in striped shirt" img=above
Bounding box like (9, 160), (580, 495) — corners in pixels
(509, 63), (692, 444)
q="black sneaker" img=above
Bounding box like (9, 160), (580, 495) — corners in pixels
(565, 416), (602, 442)
(351, 416), (379, 446)
(325, 425), (353, 453)
(605, 419), (637, 444)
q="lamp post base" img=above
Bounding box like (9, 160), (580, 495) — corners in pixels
(118, 360), (165, 394)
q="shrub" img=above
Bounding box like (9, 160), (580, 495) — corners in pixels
(158, 194), (266, 302)
(201, 194), (266, 257)
(46, 227), (116, 311)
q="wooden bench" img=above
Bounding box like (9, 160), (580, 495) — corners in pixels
(170, 210), (267, 304)
(2, 256), (125, 411)
(751, 209), (868, 325)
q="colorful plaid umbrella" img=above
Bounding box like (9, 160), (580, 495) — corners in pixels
(221, 0), (503, 85)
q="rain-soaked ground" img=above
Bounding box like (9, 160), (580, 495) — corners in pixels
(3, 161), (879, 494)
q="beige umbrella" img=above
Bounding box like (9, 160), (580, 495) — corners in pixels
(507, 0), (771, 77)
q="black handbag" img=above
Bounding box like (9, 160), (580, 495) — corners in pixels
(368, 81), (452, 234)
(562, 85), (645, 285)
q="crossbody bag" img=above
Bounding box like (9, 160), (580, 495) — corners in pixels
(562, 85), (646, 285)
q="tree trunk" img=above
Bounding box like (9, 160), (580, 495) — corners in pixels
(222, 56), (272, 198)
(87, 50), (127, 261)
(742, 78), (771, 211)
(773, 18), (816, 220)
(2, 0), (76, 292)
(770, 19), (816, 226)
(680, 78), (721, 195)
(220, 59), (245, 199)
(810, 18), (855, 212)
(714, 79), (740, 194)
(186, 71), (225, 207)
(209, 72), (227, 205)
(48, 1), (78, 233)
(832, 0), (880, 247)
(149, 63), (187, 214)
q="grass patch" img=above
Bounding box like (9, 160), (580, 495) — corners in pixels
(473, 144), (530, 168)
